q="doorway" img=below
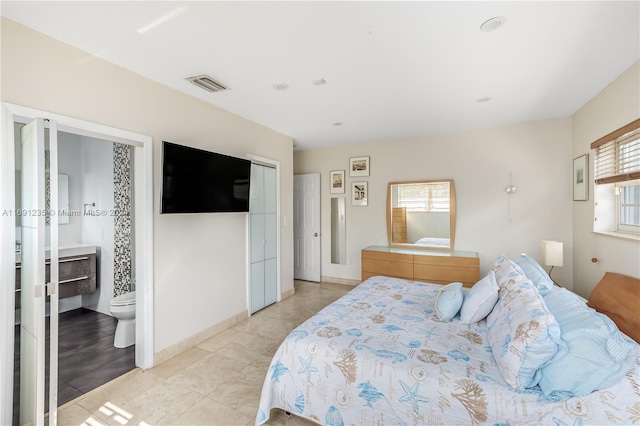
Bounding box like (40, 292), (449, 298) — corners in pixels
(0, 103), (154, 425)
(293, 174), (321, 282)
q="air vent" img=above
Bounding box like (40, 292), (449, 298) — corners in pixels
(185, 75), (229, 93)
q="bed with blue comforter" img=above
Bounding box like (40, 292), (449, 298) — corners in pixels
(256, 272), (640, 425)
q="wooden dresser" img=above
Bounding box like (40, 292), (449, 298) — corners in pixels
(361, 246), (480, 287)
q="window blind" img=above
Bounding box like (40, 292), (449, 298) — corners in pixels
(591, 119), (640, 185)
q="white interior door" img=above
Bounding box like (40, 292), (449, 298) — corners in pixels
(19, 118), (60, 425)
(293, 174), (321, 282)
(250, 163), (278, 314)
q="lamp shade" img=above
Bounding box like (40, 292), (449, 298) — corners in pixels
(541, 240), (563, 267)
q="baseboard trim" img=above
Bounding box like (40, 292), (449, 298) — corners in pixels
(281, 287), (295, 300)
(154, 310), (248, 366)
(321, 275), (361, 287)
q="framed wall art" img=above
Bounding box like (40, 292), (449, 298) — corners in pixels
(330, 170), (345, 194)
(349, 156), (370, 177)
(352, 181), (368, 206)
(573, 154), (588, 201)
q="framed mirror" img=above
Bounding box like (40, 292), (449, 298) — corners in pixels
(331, 197), (347, 264)
(386, 179), (456, 250)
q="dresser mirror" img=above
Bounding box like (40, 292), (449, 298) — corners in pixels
(331, 197), (347, 264)
(386, 179), (456, 250)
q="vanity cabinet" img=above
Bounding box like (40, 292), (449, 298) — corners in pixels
(15, 253), (97, 308)
(361, 246), (480, 287)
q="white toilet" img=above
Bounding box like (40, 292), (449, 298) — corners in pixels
(109, 291), (136, 348)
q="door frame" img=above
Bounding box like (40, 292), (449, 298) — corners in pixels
(0, 103), (155, 424)
(246, 154), (281, 315)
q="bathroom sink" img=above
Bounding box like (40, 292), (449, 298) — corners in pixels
(15, 244), (96, 264)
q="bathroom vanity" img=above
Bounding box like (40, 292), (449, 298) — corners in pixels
(15, 244), (97, 308)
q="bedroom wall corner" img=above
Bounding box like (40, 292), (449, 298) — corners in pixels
(1, 18), (295, 356)
(571, 60), (640, 298)
(294, 118), (573, 289)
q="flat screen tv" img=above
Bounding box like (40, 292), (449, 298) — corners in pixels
(161, 141), (251, 213)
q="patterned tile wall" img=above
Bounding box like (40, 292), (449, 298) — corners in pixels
(113, 142), (133, 297)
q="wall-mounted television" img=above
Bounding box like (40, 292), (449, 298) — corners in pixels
(161, 141), (251, 214)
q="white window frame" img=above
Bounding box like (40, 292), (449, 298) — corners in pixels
(617, 180), (640, 234)
(592, 119), (640, 241)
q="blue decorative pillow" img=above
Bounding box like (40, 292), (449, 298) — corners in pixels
(538, 288), (638, 401)
(486, 278), (566, 390)
(513, 253), (554, 295)
(435, 282), (464, 321)
(460, 271), (499, 324)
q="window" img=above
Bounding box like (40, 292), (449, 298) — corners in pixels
(592, 119), (640, 236)
(397, 182), (450, 212)
(619, 182), (640, 233)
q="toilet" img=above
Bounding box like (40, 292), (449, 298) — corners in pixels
(109, 291), (136, 348)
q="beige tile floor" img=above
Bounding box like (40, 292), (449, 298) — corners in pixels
(53, 280), (351, 426)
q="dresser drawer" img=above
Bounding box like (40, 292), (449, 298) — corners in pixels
(362, 258), (413, 280)
(362, 249), (414, 280)
(362, 250), (413, 264)
(413, 254), (478, 269)
(413, 264), (479, 286)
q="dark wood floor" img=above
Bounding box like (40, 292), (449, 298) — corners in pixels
(13, 308), (135, 425)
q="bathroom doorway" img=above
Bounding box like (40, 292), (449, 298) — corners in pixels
(0, 103), (154, 425)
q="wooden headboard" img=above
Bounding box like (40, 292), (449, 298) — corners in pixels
(588, 272), (640, 344)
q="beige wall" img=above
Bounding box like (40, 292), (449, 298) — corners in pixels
(572, 61), (640, 297)
(295, 118), (574, 289)
(1, 18), (295, 353)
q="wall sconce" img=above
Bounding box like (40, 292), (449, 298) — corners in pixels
(505, 172), (517, 222)
(541, 240), (563, 285)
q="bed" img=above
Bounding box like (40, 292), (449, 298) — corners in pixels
(256, 258), (640, 425)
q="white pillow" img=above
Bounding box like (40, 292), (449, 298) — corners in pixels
(434, 282), (464, 321)
(460, 271), (499, 324)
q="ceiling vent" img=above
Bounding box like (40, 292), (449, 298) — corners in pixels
(185, 75), (229, 93)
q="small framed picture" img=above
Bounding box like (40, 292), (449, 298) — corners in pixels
(573, 154), (588, 201)
(352, 181), (368, 206)
(330, 170), (345, 194)
(349, 156), (370, 177)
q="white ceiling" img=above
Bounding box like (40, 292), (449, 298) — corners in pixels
(2, 1), (639, 150)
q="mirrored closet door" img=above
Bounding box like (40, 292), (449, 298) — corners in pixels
(250, 163), (277, 314)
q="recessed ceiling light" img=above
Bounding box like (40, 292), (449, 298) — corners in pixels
(480, 16), (506, 32)
(312, 78), (326, 86)
(476, 96), (493, 103)
(273, 83), (289, 91)
(333, 122), (343, 126)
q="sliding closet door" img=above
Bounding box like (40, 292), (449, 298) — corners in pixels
(250, 163), (277, 314)
(19, 118), (60, 425)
